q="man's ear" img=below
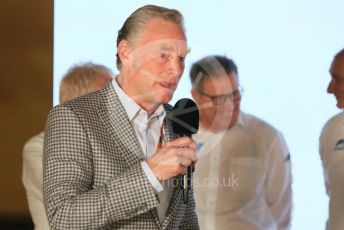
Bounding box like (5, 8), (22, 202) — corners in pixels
(117, 40), (132, 67)
(191, 89), (200, 102)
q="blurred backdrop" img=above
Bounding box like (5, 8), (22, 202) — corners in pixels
(0, 0), (52, 229)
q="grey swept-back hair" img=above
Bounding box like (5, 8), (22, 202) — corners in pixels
(116, 5), (185, 70)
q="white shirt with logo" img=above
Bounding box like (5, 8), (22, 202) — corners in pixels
(193, 111), (292, 230)
(320, 111), (344, 230)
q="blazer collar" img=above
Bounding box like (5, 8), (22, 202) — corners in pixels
(97, 82), (144, 166)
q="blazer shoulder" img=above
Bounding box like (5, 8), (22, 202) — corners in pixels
(59, 82), (114, 115)
(64, 91), (101, 111)
(241, 112), (282, 139)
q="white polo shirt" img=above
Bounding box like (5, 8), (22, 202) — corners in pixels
(320, 111), (344, 230)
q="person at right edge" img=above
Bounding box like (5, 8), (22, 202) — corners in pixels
(190, 55), (292, 230)
(320, 48), (344, 230)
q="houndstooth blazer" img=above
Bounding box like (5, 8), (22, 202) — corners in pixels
(43, 82), (199, 229)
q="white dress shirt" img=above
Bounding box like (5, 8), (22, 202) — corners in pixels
(112, 78), (174, 223)
(193, 111), (292, 230)
(320, 111), (344, 230)
(22, 132), (50, 230)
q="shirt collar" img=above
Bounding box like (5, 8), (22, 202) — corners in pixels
(112, 77), (166, 123)
(221, 111), (246, 132)
(236, 111), (244, 127)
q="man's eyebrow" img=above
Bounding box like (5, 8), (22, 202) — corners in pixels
(159, 43), (174, 51)
(159, 43), (191, 55)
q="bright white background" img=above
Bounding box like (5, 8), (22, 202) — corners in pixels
(54, 1), (344, 229)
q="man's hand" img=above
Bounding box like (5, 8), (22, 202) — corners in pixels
(146, 136), (197, 181)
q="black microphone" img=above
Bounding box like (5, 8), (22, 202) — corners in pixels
(170, 98), (199, 204)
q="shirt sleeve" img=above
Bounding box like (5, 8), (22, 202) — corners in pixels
(319, 114), (344, 230)
(320, 122), (331, 195)
(141, 161), (163, 192)
(22, 132), (51, 230)
(265, 131), (292, 230)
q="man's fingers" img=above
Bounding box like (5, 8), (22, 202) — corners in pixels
(181, 147), (197, 163)
(179, 155), (192, 168)
(148, 138), (197, 180)
(165, 136), (196, 149)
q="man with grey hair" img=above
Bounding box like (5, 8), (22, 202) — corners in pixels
(22, 62), (112, 230)
(59, 62), (112, 102)
(320, 48), (344, 230)
(43, 5), (198, 229)
(190, 55), (292, 230)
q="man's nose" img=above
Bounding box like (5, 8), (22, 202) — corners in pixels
(218, 98), (235, 110)
(327, 80), (334, 94)
(167, 57), (184, 77)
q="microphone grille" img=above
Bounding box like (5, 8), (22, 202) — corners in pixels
(170, 98), (199, 136)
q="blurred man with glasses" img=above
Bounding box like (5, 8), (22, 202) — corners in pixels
(190, 55), (292, 230)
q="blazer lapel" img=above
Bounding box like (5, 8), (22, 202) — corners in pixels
(97, 83), (161, 227)
(97, 82), (144, 167)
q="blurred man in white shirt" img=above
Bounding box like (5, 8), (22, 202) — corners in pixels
(320, 48), (344, 230)
(190, 55), (292, 230)
(22, 62), (112, 230)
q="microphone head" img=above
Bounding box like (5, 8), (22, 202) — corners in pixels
(170, 98), (199, 136)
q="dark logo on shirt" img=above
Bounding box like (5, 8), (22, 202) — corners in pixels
(285, 153), (291, 162)
(196, 142), (204, 151)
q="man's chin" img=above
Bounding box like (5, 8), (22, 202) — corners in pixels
(154, 93), (173, 105)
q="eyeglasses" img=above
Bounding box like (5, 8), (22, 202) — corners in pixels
(198, 86), (243, 105)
